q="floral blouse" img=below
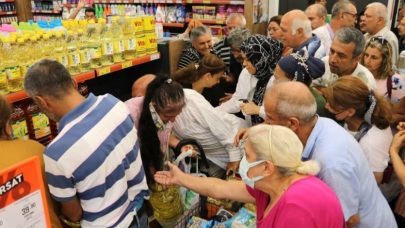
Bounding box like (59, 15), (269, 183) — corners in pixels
(376, 74), (405, 103)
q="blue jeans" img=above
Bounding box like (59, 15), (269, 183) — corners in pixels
(128, 212), (149, 228)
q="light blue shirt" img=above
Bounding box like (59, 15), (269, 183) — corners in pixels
(302, 117), (397, 228)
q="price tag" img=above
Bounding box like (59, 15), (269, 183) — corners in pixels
(122, 61), (132, 69)
(0, 157), (51, 228)
(203, 0), (210, 4)
(98, 67), (111, 76)
(230, 1), (243, 5)
(123, 0), (129, 3)
(217, 20), (224, 24)
(150, 53), (160, 61)
(141, 0), (146, 3)
(186, 0), (192, 3)
(7, 11), (12, 14)
(0, 1), (5, 2)
(166, 0), (172, 3)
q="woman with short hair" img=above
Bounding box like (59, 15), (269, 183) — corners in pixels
(154, 125), (345, 228)
(325, 76), (393, 185)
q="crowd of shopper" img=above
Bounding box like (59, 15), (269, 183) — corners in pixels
(4, 0), (405, 228)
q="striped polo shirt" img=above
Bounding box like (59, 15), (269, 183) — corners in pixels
(213, 38), (231, 68)
(44, 93), (149, 228)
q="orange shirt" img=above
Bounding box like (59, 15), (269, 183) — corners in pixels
(0, 140), (62, 228)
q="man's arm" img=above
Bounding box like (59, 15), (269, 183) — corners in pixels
(68, 0), (86, 19)
(61, 196), (83, 222)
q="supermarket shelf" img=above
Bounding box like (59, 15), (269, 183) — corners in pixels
(186, 0), (244, 4)
(5, 71), (96, 103)
(63, 4), (92, 7)
(185, 18), (226, 24)
(0, 0), (14, 2)
(0, 11), (16, 16)
(96, 53), (160, 77)
(162, 23), (184, 28)
(31, 10), (61, 13)
(92, 0), (182, 3)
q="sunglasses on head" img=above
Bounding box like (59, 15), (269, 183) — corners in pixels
(370, 36), (388, 45)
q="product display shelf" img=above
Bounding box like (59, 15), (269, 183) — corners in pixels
(162, 22), (184, 27)
(92, 0), (183, 3)
(0, 11), (16, 15)
(63, 4), (92, 7)
(5, 71), (96, 103)
(96, 52), (160, 76)
(186, 0), (244, 5)
(31, 10), (61, 13)
(185, 18), (226, 24)
(0, 0), (14, 2)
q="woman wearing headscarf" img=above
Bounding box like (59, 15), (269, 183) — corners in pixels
(217, 35), (284, 126)
(274, 49), (326, 117)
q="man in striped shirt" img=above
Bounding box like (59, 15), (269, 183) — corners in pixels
(213, 13), (247, 69)
(24, 60), (150, 228)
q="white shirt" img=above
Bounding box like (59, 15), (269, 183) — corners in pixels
(344, 124), (392, 172)
(365, 26), (399, 66)
(172, 89), (248, 169)
(216, 68), (274, 126)
(313, 24), (333, 55)
(311, 56), (377, 90)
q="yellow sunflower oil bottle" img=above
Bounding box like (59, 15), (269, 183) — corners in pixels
(3, 38), (22, 92)
(0, 48), (8, 95)
(42, 34), (55, 60)
(111, 17), (125, 63)
(122, 16), (136, 60)
(86, 20), (102, 69)
(77, 29), (91, 73)
(17, 38), (32, 78)
(66, 30), (81, 75)
(55, 33), (68, 68)
(99, 18), (114, 66)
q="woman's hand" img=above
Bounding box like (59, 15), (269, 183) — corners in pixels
(398, 122), (405, 131)
(154, 162), (183, 186)
(226, 161), (240, 178)
(181, 144), (198, 157)
(219, 93), (233, 105)
(390, 130), (405, 154)
(240, 101), (260, 115)
(234, 128), (249, 146)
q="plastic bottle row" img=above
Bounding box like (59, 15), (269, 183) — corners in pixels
(0, 16), (18, 24)
(31, 1), (63, 11)
(34, 15), (63, 22)
(0, 3), (15, 12)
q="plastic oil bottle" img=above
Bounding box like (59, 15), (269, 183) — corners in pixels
(66, 30), (81, 75)
(122, 16), (136, 60)
(111, 17), (125, 63)
(21, 100), (52, 146)
(17, 38), (31, 78)
(42, 34), (55, 60)
(11, 103), (29, 140)
(55, 33), (68, 68)
(86, 20), (102, 69)
(3, 38), (23, 93)
(77, 29), (91, 73)
(30, 36), (42, 62)
(0, 46), (8, 95)
(99, 18), (114, 66)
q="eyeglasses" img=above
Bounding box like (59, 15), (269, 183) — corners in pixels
(343, 12), (358, 20)
(370, 36), (388, 45)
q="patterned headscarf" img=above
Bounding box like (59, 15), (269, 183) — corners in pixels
(240, 35), (284, 125)
(355, 90), (377, 141)
(278, 49), (325, 83)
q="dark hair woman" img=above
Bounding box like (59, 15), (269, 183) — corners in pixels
(325, 76), (393, 185)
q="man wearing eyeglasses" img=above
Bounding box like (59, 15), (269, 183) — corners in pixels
(363, 2), (399, 65)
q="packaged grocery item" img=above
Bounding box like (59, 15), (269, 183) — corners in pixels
(145, 34), (157, 55)
(156, 4), (164, 22)
(136, 36), (146, 57)
(231, 208), (256, 228)
(177, 5), (186, 23)
(186, 216), (212, 228)
(11, 104), (28, 140)
(167, 6), (177, 23)
(210, 26), (223, 38)
(149, 185), (183, 228)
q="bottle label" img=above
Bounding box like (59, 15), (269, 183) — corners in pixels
(32, 112), (50, 139)
(0, 69), (7, 83)
(80, 51), (91, 64)
(69, 54), (81, 67)
(12, 118), (29, 140)
(20, 65), (31, 77)
(102, 43), (114, 55)
(113, 40), (125, 53)
(6, 66), (21, 79)
(57, 56), (68, 67)
(89, 46), (102, 58)
(125, 39), (136, 51)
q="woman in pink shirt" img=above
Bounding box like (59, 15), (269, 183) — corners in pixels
(154, 125), (345, 228)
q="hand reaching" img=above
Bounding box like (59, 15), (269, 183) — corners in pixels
(181, 144), (198, 157)
(78, 0), (87, 9)
(219, 93), (233, 105)
(234, 128), (249, 147)
(390, 130), (405, 154)
(226, 161), (240, 178)
(154, 162), (183, 186)
(240, 101), (260, 115)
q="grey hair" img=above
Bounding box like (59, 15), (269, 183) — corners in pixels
(24, 59), (75, 99)
(366, 2), (388, 23)
(190, 26), (211, 42)
(248, 125), (320, 176)
(331, 0), (353, 18)
(316, 4), (328, 18)
(335, 27), (366, 58)
(268, 82), (317, 125)
(291, 18), (312, 38)
(227, 27), (253, 49)
(226, 13), (246, 26)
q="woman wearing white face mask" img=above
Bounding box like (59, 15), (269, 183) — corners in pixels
(154, 125), (345, 227)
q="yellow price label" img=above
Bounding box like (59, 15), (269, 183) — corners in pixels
(122, 61), (132, 69)
(203, 0), (210, 3)
(98, 67), (111, 76)
(186, 0), (192, 3)
(217, 20), (224, 24)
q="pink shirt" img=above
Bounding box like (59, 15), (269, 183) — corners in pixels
(247, 176), (345, 228)
(125, 97), (173, 153)
(376, 74), (405, 103)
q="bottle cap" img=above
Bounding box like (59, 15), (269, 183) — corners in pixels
(67, 30), (73, 35)
(17, 38), (24, 43)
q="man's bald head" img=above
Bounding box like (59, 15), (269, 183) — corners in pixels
(132, 74), (157, 97)
(306, 4), (327, 30)
(280, 10), (312, 48)
(264, 82), (317, 125)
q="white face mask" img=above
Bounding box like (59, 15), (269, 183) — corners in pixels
(239, 155), (265, 189)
